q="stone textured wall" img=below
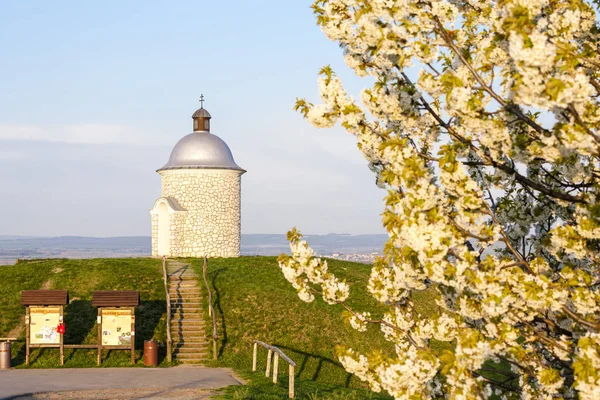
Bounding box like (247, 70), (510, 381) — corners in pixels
(159, 169), (242, 258)
(151, 214), (158, 255)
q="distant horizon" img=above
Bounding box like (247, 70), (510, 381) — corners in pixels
(0, 232), (388, 239)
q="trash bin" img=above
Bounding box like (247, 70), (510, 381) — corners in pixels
(144, 340), (158, 367)
(0, 342), (11, 369)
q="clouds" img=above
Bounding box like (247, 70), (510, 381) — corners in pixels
(0, 124), (152, 145)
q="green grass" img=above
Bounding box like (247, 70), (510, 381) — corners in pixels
(186, 256), (440, 399)
(0, 260), (54, 336)
(0, 258), (169, 367)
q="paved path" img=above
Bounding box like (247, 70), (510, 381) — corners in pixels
(0, 366), (242, 399)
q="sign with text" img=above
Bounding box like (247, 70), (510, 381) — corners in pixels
(101, 309), (133, 346)
(29, 306), (60, 345)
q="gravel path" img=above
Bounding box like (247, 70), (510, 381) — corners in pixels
(0, 366), (242, 400)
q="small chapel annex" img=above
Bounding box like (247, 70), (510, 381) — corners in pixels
(150, 98), (245, 258)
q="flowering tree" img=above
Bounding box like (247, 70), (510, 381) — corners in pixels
(278, 0), (600, 398)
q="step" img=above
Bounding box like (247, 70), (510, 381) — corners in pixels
(169, 282), (199, 287)
(176, 357), (209, 363)
(173, 331), (206, 337)
(170, 299), (203, 304)
(169, 286), (200, 291)
(172, 328), (207, 335)
(171, 313), (205, 325)
(171, 312), (203, 316)
(171, 304), (203, 309)
(172, 330), (206, 336)
(169, 277), (198, 282)
(173, 338), (208, 353)
(171, 292), (203, 296)
(171, 310), (204, 321)
(168, 291), (202, 296)
(171, 308), (204, 313)
(173, 334), (206, 341)
(174, 347), (210, 354)
(171, 323), (206, 330)
(174, 349), (210, 356)
(169, 290), (204, 301)
(171, 322), (206, 328)
(169, 287), (199, 292)
(169, 286), (201, 290)
(169, 294), (202, 299)
(171, 302), (203, 308)
(171, 329), (206, 340)
(171, 306), (203, 312)
(170, 319), (205, 326)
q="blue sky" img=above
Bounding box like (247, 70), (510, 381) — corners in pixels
(0, 1), (385, 236)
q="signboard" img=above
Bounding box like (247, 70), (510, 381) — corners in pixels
(29, 306), (61, 345)
(101, 309), (133, 346)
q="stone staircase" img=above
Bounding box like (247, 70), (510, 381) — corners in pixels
(167, 261), (210, 364)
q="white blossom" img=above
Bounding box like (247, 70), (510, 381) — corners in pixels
(284, 0), (600, 398)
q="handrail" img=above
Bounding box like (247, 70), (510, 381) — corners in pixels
(161, 256), (172, 363)
(253, 340), (296, 398)
(203, 256), (218, 360)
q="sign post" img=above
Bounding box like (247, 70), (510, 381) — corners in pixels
(21, 290), (69, 366)
(92, 291), (139, 365)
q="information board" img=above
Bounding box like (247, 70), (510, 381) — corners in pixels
(101, 309), (133, 346)
(29, 306), (60, 345)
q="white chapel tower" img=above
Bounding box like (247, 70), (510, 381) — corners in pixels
(150, 97), (245, 258)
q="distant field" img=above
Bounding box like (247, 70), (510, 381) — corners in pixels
(0, 234), (388, 264)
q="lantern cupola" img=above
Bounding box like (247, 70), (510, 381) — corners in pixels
(192, 94), (211, 132)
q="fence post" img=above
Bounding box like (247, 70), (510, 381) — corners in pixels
(273, 353), (279, 384)
(289, 364), (295, 398)
(252, 342), (258, 372)
(265, 349), (272, 377)
(161, 256), (172, 363)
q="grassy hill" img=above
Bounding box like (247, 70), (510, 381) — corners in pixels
(0, 256), (439, 399)
(190, 256), (443, 400)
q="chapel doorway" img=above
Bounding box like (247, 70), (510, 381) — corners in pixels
(157, 202), (170, 256)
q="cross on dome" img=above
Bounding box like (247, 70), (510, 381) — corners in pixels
(192, 95), (211, 132)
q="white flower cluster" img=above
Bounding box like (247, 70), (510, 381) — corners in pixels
(279, 231), (349, 305)
(286, 0), (600, 398)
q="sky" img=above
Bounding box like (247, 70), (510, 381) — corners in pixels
(0, 1), (386, 237)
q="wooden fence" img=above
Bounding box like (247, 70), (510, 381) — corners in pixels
(161, 256), (172, 363)
(253, 340), (296, 398)
(203, 256), (218, 360)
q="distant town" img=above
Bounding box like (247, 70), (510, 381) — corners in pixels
(0, 234), (385, 265)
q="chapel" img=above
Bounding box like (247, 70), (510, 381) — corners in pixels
(150, 98), (245, 258)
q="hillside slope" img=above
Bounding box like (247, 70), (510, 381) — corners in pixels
(189, 256), (430, 398)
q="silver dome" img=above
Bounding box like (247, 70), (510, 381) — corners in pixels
(158, 132), (245, 172)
